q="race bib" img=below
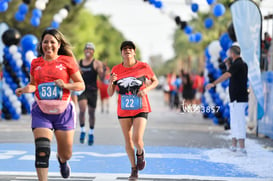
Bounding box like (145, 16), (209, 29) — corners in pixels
(38, 82), (63, 100)
(121, 95), (142, 110)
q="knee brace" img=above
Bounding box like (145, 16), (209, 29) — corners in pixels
(35, 137), (50, 168)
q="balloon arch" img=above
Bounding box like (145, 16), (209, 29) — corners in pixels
(0, 0), (83, 120)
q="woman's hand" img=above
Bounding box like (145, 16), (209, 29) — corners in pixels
(137, 88), (147, 97)
(54, 79), (66, 89)
(109, 73), (117, 85)
(15, 88), (24, 97)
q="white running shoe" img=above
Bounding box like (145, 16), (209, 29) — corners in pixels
(229, 146), (237, 152)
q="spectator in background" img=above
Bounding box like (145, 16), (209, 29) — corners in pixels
(170, 74), (182, 111)
(193, 72), (204, 105)
(181, 73), (195, 111)
(264, 32), (272, 53)
(206, 45), (248, 155)
(97, 63), (110, 113)
(162, 74), (170, 106)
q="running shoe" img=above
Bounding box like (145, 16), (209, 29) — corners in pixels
(80, 132), (85, 144)
(136, 149), (146, 171)
(229, 146), (237, 152)
(57, 155), (71, 178)
(88, 134), (94, 146)
(239, 148), (247, 155)
(128, 167), (138, 180)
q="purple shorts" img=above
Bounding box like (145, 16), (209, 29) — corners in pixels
(31, 101), (76, 130)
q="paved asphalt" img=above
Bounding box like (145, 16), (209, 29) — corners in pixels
(0, 90), (272, 181)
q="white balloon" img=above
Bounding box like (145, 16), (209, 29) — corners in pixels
(14, 101), (21, 108)
(53, 14), (63, 23)
(210, 55), (218, 63)
(59, 9), (68, 19)
(35, 1), (46, 10)
(41, 0), (49, 3)
(208, 40), (221, 57)
(5, 89), (12, 97)
(2, 81), (8, 89)
(13, 52), (22, 60)
(220, 92), (226, 100)
(9, 95), (17, 102)
(16, 107), (22, 114)
(25, 50), (36, 61)
(212, 60), (219, 69)
(16, 59), (23, 67)
(9, 45), (18, 54)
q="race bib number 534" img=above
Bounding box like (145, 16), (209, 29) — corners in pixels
(121, 95), (142, 110)
(38, 82), (63, 100)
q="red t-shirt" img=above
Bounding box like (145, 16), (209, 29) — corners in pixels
(111, 60), (155, 117)
(30, 55), (79, 100)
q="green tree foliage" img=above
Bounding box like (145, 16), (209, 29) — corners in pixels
(0, 0), (127, 68)
(155, 0), (232, 75)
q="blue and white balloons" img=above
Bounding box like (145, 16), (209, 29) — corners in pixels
(213, 3), (226, 17)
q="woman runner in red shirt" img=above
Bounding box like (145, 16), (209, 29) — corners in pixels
(107, 41), (158, 180)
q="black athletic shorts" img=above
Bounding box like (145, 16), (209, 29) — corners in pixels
(77, 90), (98, 108)
(118, 112), (148, 119)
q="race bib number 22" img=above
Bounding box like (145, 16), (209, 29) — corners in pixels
(121, 95), (142, 110)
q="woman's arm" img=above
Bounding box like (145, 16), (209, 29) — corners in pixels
(107, 73), (117, 96)
(137, 75), (158, 97)
(55, 71), (85, 91)
(15, 75), (36, 96)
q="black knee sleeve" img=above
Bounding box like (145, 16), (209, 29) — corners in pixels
(35, 137), (50, 168)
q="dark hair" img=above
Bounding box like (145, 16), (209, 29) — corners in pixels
(120, 40), (136, 51)
(230, 45), (240, 55)
(38, 28), (74, 57)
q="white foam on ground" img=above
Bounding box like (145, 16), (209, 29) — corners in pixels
(203, 134), (273, 178)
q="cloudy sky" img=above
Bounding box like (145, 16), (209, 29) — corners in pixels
(85, 0), (273, 62)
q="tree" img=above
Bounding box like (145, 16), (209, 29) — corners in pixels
(154, 0), (232, 75)
(0, 0), (127, 68)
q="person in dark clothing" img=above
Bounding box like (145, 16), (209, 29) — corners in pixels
(206, 45), (248, 155)
(181, 73), (195, 111)
(77, 42), (105, 145)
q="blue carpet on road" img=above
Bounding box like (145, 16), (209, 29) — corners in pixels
(0, 143), (256, 178)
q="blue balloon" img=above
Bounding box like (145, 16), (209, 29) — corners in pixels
(20, 34), (38, 52)
(73, 0), (83, 4)
(30, 16), (40, 27)
(10, 83), (18, 91)
(149, 0), (156, 4)
(207, 0), (216, 5)
(212, 117), (219, 124)
(219, 49), (227, 60)
(18, 3), (28, 14)
(15, 11), (25, 22)
(184, 25), (193, 35)
(219, 32), (232, 51)
(13, 113), (20, 120)
(154, 1), (162, 9)
(189, 34), (196, 42)
(195, 32), (202, 42)
(213, 3), (226, 17)
(0, 1), (8, 12)
(205, 47), (211, 59)
(191, 3), (199, 13)
(32, 8), (42, 18)
(204, 17), (214, 29)
(51, 21), (60, 29)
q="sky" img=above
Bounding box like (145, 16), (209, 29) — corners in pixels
(85, 0), (273, 62)
(85, 0), (210, 61)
